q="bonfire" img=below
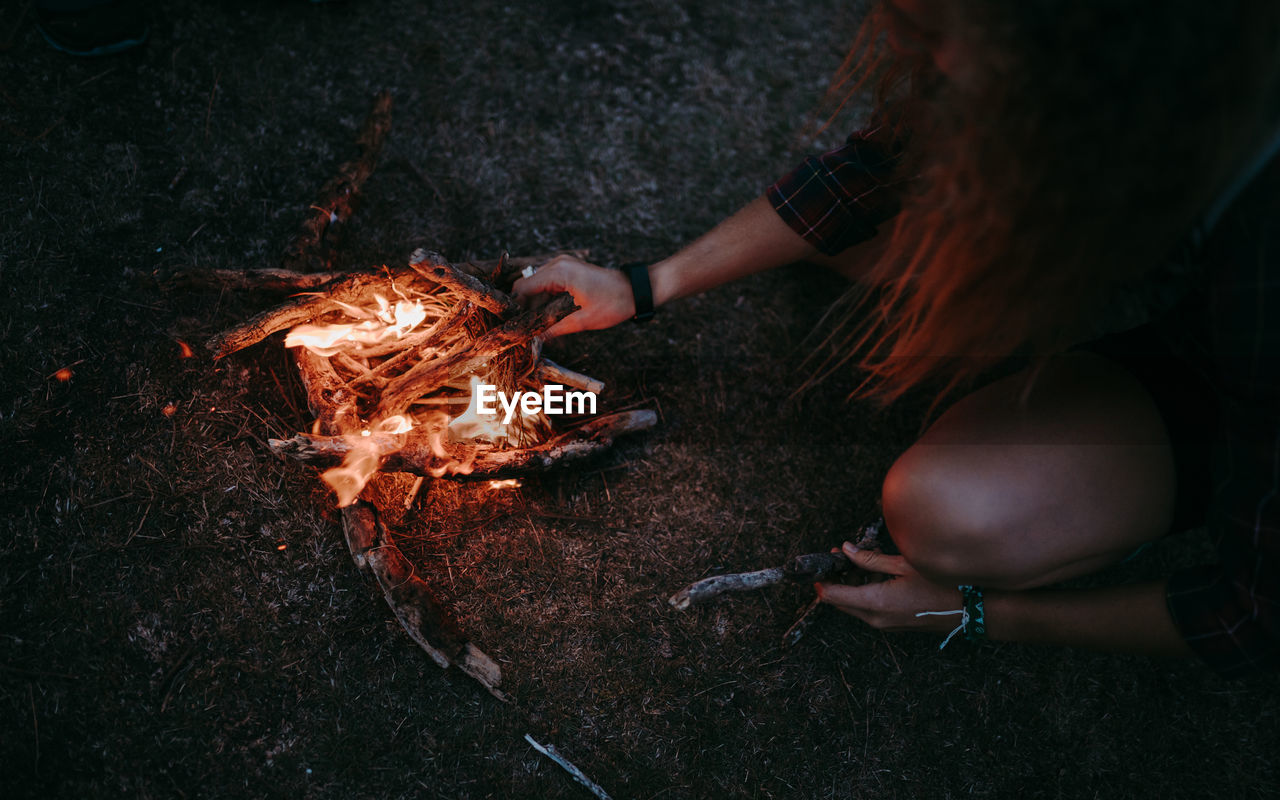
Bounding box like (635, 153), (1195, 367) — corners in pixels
(199, 93), (655, 699)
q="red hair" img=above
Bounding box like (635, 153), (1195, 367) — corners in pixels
(807, 1), (1280, 407)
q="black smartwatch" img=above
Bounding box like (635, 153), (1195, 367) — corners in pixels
(621, 261), (655, 323)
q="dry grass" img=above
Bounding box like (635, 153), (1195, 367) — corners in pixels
(1, 1), (1277, 798)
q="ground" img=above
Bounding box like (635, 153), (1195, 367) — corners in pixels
(1, 1), (1277, 798)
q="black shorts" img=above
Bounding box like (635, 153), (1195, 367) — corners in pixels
(1075, 311), (1220, 533)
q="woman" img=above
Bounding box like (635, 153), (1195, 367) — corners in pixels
(513, 1), (1280, 676)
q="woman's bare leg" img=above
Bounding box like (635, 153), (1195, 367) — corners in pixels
(881, 352), (1178, 591)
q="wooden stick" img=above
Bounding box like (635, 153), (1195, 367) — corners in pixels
(293, 346), (362, 436)
(375, 293), (577, 417)
(455, 249), (591, 288)
(206, 269), (429, 358)
(343, 502), (506, 701)
(524, 734), (613, 800)
(408, 249), (519, 316)
(535, 358), (605, 394)
(268, 409), (658, 480)
(299, 344), (506, 699)
(282, 91), (393, 273)
(669, 552), (851, 610)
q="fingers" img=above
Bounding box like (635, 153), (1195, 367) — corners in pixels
(815, 580), (886, 628)
(511, 255), (580, 299)
(509, 255), (636, 337)
(841, 542), (910, 577)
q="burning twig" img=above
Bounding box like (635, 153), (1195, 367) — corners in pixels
(669, 552), (851, 610)
(374, 293), (577, 418)
(205, 267), (436, 359)
(269, 409), (657, 480)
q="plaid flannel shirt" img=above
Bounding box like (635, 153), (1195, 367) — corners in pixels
(769, 131), (1280, 677)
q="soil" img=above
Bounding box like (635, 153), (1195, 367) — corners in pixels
(2, 1), (1276, 798)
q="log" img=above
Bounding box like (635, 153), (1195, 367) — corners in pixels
(294, 345), (362, 436)
(343, 502), (506, 701)
(282, 91), (393, 273)
(205, 268), (433, 358)
(300, 347), (506, 699)
(375, 293), (578, 418)
(268, 409), (658, 480)
(408, 249), (519, 316)
(668, 551), (851, 610)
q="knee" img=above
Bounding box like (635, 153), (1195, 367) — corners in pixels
(880, 446), (1002, 582)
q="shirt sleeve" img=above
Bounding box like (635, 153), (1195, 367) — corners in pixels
(1164, 169), (1280, 679)
(765, 129), (904, 256)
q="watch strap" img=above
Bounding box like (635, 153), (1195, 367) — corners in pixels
(622, 261), (655, 323)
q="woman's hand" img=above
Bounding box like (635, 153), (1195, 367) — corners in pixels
(511, 255), (636, 338)
(816, 543), (964, 633)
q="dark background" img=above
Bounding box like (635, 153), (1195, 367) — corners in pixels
(1, 1), (1276, 797)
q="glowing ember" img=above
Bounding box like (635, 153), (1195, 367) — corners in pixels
(177, 339), (195, 358)
(487, 479), (522, 490)
(53, 367), (73, 382)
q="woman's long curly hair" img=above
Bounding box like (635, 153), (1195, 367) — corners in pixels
(813, 0), (1280, 405)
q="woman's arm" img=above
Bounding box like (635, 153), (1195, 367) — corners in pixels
(817, 546), (1192, 658)
(512, 194), (881, 337)
(983, 582), (1190, 657)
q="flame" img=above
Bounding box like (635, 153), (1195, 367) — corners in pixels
(285, 293), (429, 357)
(448, 376), (508, 443)
(320, 415), (415, 507)
(281, 284), (555, 507)
(177, 340), (194, 358)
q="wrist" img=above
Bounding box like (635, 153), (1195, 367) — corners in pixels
(647, 256), (682, 308)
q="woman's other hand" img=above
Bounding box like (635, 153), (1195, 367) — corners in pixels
(816, 543), (964, 633)
(511, 255), (636, 338)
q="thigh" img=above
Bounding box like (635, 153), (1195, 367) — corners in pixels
(884, 352), (1178, 589)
